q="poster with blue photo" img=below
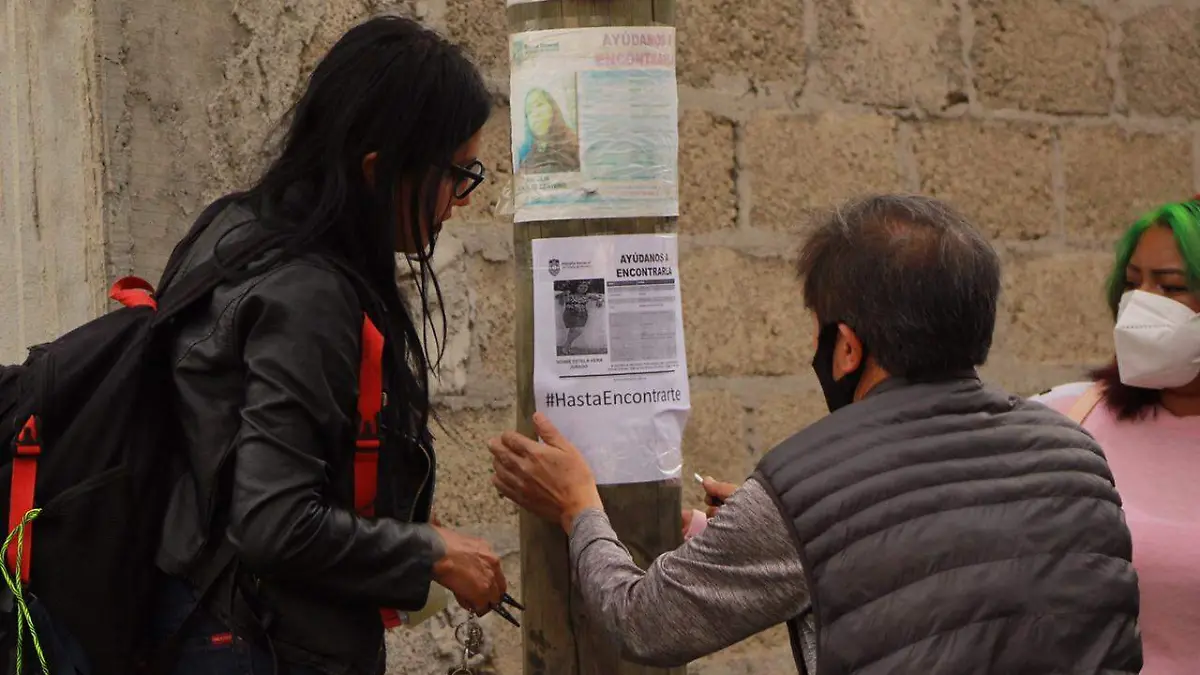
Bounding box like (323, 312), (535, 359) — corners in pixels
(509, 27), (680, 222)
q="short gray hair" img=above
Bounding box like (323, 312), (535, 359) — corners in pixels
(797, 194), (1001, 377)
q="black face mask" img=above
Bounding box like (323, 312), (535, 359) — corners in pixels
(811, 322), (869, 413)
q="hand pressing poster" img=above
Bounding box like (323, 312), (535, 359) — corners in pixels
(531, 234), (690, 485)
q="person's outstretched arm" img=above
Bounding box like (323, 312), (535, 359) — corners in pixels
(490, 414), (810, 667)
(569, 480), (808, 666)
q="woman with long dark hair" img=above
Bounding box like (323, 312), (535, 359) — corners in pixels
(1034, 196), (1200, 674)
(150, 16), (505, 675)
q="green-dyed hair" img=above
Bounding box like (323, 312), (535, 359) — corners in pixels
(1104, 196), (1200, 316)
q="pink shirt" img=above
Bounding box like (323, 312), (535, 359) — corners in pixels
(1035, 382), (1200, 674)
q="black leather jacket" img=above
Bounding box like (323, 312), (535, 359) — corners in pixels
(155, 200), (442, 675)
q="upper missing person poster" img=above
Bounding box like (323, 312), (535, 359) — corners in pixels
(508, 27), (680, 223)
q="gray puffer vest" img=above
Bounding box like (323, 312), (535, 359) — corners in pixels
(754, 374), (1142, 675)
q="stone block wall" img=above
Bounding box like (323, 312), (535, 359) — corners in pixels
(3, 0), (1200, 673)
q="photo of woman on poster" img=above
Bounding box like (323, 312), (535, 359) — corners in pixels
(554, 279), (607, 356)
(517, 87), (581, 175)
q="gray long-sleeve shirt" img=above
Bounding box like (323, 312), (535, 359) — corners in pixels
(568, 478), (818, 672)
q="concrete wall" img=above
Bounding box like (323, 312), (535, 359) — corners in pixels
(3, 0), (1200, 672)
(1, 0), (108, 360)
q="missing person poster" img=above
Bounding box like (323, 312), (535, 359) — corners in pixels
(531, 233), (689, 485)
(509, 27), (680, 222)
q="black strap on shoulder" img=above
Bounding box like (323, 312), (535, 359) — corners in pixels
(156, 193), (245, 293)
(146, 193), (294, 329)
(152, 225), (287, 329)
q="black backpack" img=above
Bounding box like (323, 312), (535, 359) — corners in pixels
(0, 197), (277, 675)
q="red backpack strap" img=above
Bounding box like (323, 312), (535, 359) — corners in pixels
(354, 315), (384, 517)
(109, 276), (158, 310)
(7, 416), (41, 583)
(352, 315), (405, 628)
(380, 608), (402, 629)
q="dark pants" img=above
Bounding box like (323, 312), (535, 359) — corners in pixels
(152, 575), (323, 675)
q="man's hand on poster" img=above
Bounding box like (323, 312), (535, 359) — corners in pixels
(489, 413), (604, 533)
(489, 414), (743, 541)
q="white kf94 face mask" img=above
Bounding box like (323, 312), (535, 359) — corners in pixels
(1113, 290), (1200, 389)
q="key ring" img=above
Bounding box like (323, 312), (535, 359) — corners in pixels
(451, 614), (484, 674)
(455, 621), (482, 645)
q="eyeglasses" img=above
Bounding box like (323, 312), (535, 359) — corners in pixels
(449, 160), (486, 200)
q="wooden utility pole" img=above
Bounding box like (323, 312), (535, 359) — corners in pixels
(508, 1), (684, 675)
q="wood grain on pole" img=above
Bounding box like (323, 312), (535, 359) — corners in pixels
(506, 1), (684, 674)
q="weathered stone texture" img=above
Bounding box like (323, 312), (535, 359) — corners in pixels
(206, 1), (416, 193)
(429, 404), (518, 527)
(1121, 6), (1200, 118)
(745, 113), (904, 232)
(446, 0), (509, 76)
(0, 0), (109, 359)
(1061, 127), (1194, 241)
(118, 0), (245, 279)
(748, 389), (831, 457)
(814, 0), (964, 111)
(681, 389), (749, 493)
(979, 360), (1093, 399)
(972, 0), (1112, 114)
(996, 252), (1114, 366)
(110, 0), (419, 283)
(467, 256), (516, 384)
(681, 249), (812, 377)
(679, 111), (737, 233)
(914, 121), (1055, 240)
(677, 0), (806, 89)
